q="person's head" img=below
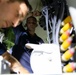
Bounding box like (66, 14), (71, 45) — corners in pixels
(0, 0), (32, 28)
(26, 16), (38, 32)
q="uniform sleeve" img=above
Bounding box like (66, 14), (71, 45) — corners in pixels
(18, 33), (28, 47)
(12, 23), (25, 44)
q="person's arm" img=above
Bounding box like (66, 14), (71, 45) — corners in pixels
(18, 33), (28, 47)
(12, 23), (25, 44)
(2, 51), (29, 74)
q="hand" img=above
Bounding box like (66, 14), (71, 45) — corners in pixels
(2, 52), (29, 74)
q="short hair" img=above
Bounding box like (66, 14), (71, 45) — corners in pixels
(9, 0), (32, 11)
(26, 16), (38, 27)
(26, 16), (37, 23)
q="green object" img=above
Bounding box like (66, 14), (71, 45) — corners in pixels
(3, 27), (15, 50)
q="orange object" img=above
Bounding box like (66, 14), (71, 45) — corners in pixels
(62, 46), (76, 61)
(59, 30), (70, 42)
(60, 34), (74, 51)
(60, 22), (72, 34)
(61, 16), (72, 26)
(63, 62), (76, 72)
